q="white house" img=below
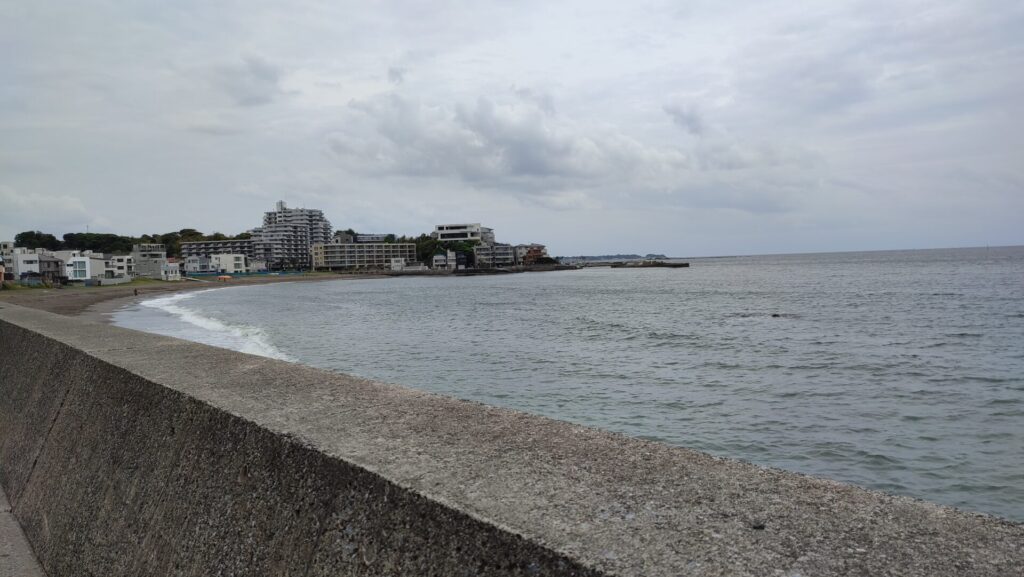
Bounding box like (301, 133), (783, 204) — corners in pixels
(13, 253), (41, 277)
(183, 255), (213, 274)
(210, 253), (249, 274)
(161, 261), (181, 281)
(54, 250), (108, 281)
(431, 250), (458, 271)
(107, 255), (135, 278)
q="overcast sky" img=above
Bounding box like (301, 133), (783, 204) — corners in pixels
(2, 1), (1021, 256)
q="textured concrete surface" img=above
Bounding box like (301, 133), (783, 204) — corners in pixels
(0, 302), (1022, 576)
(1, 486), (46, 577)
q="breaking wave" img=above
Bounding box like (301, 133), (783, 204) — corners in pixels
(139, 291), (293, 361)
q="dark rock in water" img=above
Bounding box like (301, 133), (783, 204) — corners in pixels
(771, 313), (781, 318)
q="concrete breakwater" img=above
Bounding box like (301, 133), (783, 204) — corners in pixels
(0, 303), (1021, 576)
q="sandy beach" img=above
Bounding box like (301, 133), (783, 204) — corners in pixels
(0, 274), (381, 322)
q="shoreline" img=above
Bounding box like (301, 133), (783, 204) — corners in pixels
(0, 274), (385, 323)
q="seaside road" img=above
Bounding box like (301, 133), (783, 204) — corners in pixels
(0, 485), (45, 577)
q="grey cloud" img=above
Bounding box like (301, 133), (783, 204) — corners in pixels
(0, 185), (103, 233)
(215, 56), (285, 107)
(329, 93), (688, 196)
(327, 91), (823, 215)
(664, 103), (705, 135)
(174, 111), (246, 136)
(2, 0), (1021, 253)
(513, 87), (556, 114)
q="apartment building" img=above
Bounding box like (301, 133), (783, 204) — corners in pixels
(354, 233), (391, 243)
(109, 255), (135, 278)
(180, 238), (256, 259)
(516, 244), (549, 265)
(183, 255), (212, 274)
(131, 244), (169, 279)
(473, 243), (516, 268)
(254, 201), (332, 269)
(0, 241), (14, 271)
(312, 241), (416, 270)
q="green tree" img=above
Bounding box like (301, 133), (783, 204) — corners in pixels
(14, 231), (62, 251)
(62, 232), (134, 254)
(179, 228), (205, 243)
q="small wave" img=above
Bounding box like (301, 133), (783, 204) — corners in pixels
(985, 398), (1021, 405)
(140, 291), (293, 361)
(726, 312), (801, 319)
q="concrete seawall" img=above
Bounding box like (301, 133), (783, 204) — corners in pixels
(0, 303), (1021, 576)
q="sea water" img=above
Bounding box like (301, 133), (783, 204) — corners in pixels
(113, 246), (1024, 521)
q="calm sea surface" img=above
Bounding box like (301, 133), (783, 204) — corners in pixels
(113, 247), (1024, 521)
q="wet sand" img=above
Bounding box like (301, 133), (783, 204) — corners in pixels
(0, 274), (381, 322)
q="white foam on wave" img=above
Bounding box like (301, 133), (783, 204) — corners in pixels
(139, 290), (294, 361)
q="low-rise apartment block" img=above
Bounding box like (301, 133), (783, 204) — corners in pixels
(312, 241), (417, 270)
(516, 244), (549, 265)
(109, 255), (134, 278)
(180, 238), (256, 259)
(184, 255), (212, 274)
(474, 243), (516, 268)
(354, 233), (391, 243)
(132, 244), (171, 279)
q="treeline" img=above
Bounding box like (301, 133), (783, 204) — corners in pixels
(13, 229), (250, 258)
(393, 234), (479, 263)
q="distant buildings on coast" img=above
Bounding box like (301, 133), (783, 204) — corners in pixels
(2, 201), (551, 285)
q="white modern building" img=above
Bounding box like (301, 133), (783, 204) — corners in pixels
(431, 224), (494, 245)
(431, 250), (458, 271)
(108, 255), (135, 278)
(13, 253), (41, 277)
(54, 250), (108, 281)
(183, 255), (213, 274)
(210, 254), (250, 274)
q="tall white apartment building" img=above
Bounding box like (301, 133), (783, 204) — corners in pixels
(254, 201), (332, 269)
